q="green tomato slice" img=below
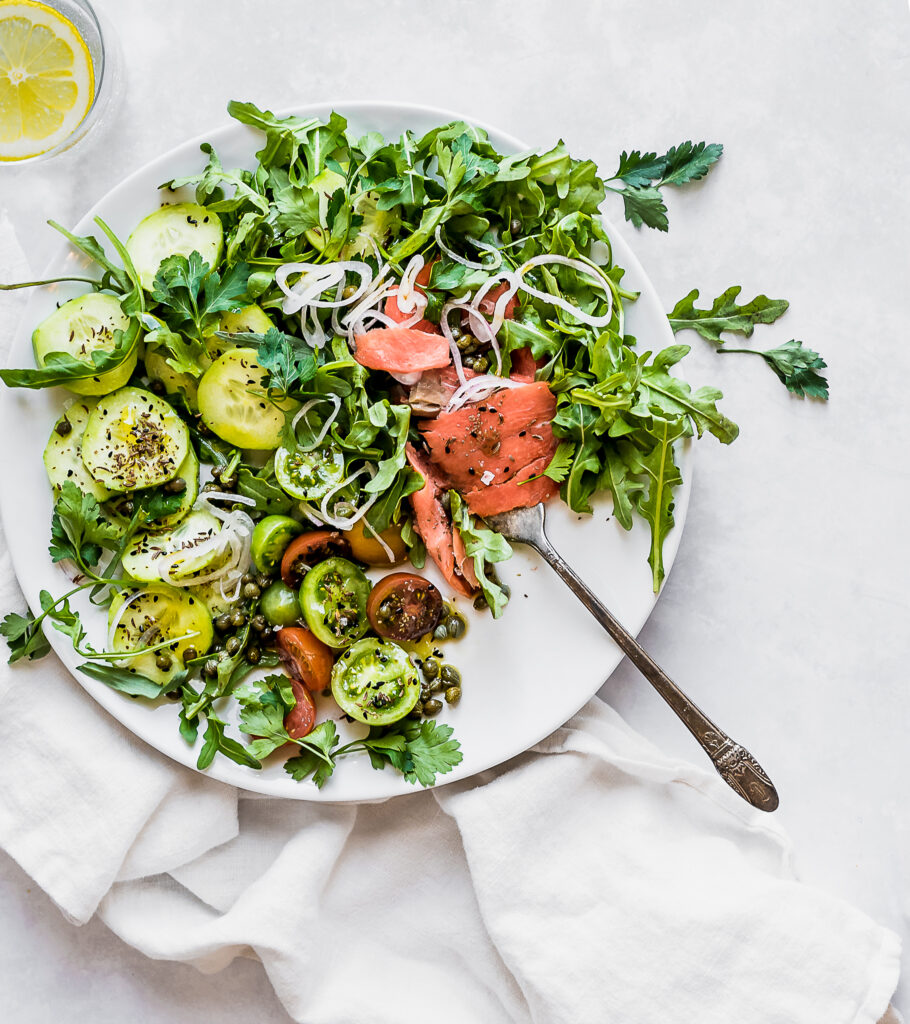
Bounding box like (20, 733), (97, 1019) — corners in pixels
(251, 514), (303, 574)
(299, 556), (371, 649)
(331, 638), (420, 725)
(274, 444), (345, 501)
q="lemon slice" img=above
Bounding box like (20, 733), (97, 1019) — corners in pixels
(0, 0), (94, 161)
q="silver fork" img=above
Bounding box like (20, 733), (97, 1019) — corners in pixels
(485, 504), (779, 812)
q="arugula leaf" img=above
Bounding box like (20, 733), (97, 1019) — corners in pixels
(163, 142), (270, 215)
(48, 481), (120, 576)
(635, 418), (686, 592)
(198, 713), (261, 771)
(667, 287), (789, 343)
(722, 339), (829, 400)
(0, 319), (140, 390)
(77, 662), (170, 699)
(449, 491), (513, 617)
(637, 356), (739, 444)
(237, 459), (295, 514)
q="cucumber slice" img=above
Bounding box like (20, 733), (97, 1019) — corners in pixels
(153, 446), (199, 529)
(108, 584), (213, 684)
(189, 579), (241, 620)
(127, 203), (223, 292)
(144, 348), (206, 408)
(43, 399), (112, 502)
(206, 304), (276, 360)
(197, 347), (298, 450)
(32, 293), (139, 397)
(82, 386), (190, 492)
(121, 509), (222, 582)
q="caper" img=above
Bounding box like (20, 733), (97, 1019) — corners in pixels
(423, 657), (440, 680)
(456, 333), (472, 351)
(444, 614), (466, 639)
(472, 356), (488, 373)
(155, 653), (172, 671)
(148, 378), (166, 395)
(408, 701), (425, 719)
(215, 614), (232, 633)
(444, 685), (462, 706)
(429, 678), (445, 695)
(183, 646), (198, 662)
(420, 682), (432, 701)
(242, 572), (256, 586)
(450, 325), (463, 341)
(423, 698), (443, 717)
(433, 623), (448, 641)
(164, 476), (187, 495)
(251, 614), (268, 632)
(121, 500), (135, 516)
(256, 573), (272, 590)
(165, 689), (182, 701)
(342, 283), (359, 299)
(243, 582), (261, 600)
(225, 636), (242, 656)
(441, 664), (461, 686)
(203, 659), (219, 678)
(473, 594), (488, 610)
(510, 217), (522, 236)
(463, 355), (476, 370)
(54, 418), (72, 437)
(219, 474), (238, 490)
(202, 482), (222, 494)
(230, 610), (247, 629)
(246, 646), (261, 665)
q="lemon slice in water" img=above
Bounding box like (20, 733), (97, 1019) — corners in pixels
(0, 0), (94, 161)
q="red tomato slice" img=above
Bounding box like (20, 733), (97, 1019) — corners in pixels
(276, 626), (335, 692)
(366, 572), (444, 641)
(284, 678), (317, 740)
(280, 531), (349, 587)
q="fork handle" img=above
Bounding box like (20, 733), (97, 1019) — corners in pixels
(529, 537), (779, 812)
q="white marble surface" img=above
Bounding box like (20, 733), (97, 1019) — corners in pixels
(1, 0), (909, 1019)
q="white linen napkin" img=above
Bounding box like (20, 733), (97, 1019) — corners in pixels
(0, 210), (902, 1024)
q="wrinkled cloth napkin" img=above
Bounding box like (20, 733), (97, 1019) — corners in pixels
(0, 211), (902, 1024)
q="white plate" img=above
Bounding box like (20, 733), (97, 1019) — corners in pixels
(0, 102), (691, 802)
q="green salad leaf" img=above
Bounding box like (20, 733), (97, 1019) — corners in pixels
(668, 286), (789, 342)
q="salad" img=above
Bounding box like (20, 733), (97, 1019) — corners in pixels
(0, 102), (747, 788)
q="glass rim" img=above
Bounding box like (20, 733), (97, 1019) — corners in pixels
(0, 0), (108, 165)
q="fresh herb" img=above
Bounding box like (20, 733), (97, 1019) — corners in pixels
(223, 327), (317, 395)
(283, 718), (463, 789)
(721, 339), (829, 399)
(48, 481), (121, 579)
(449, 491), (513, 617)
(667, 286), (789, 341)
(150, 251), (251, 345)
(605, 141), (723, 230)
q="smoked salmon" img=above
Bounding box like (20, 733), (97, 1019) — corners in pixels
(418, 382), (559, 517)
(384, 260), (439, 333)
(353, 327), (451, 374)
(405, 444), (478, 597)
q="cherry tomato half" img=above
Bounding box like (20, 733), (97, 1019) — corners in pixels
(261, 581), (302, 628)
(284, 678), (317, 740)
(299, 557), (371, 649)
(275, 626), (335, 692)
(280, 530), (350, 587)
(366, 572), (443, 642)
(346, 519), (407, 566)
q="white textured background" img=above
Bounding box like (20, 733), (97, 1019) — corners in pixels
(1, 0), (909, 1019)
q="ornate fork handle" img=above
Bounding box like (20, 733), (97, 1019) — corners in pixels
(528, 534), (779, 813)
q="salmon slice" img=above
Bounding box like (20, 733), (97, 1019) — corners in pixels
(384, 261), (440, 333)
(354, 327), (451, 374)
(509, 346), (540, 379)
(405, 444), (477, 597)
(419, 382), (559, 517)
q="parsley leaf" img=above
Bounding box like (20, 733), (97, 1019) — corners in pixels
(48, 481), (120, 577)
(667, 286), (789, 342)
(722, 340), (829, 400)
(659, 142), (725, 186)
(236, 673), (296, 760)
(284, 721), (341, 788)
(151, 252), (251, 344)
(542, 441), (575, 484)
(223, 327), (317, 395)
(0, 611), (51, 663)
(621, 187), (669, 231)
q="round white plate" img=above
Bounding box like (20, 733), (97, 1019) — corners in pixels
(0, 102), (691, 802)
